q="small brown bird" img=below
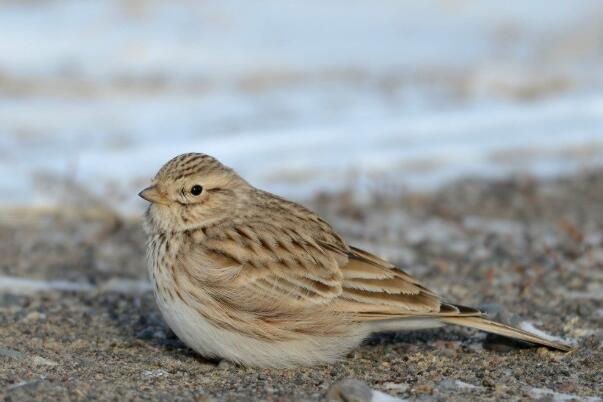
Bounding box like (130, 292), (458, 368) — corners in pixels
(139, 153), (571, 368)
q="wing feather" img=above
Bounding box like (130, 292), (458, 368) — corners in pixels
(183, 220), (480, 321)
(184, 221), (344, 308)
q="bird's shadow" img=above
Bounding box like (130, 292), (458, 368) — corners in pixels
(364, 328), (461, 347)
(364, 327), (532, 352)
(97, 289), (218, 365)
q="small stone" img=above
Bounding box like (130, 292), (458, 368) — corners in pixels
(142, 369), (167, 378)
(383, 382), (409, 393)
(558, 381), (576, 393)
(217, 360), (233, 370)
(31, 355), (58, 366)
(494, 384), (509, 397)
(581, 334), (602, 349)
(24, 311), (46, 322)
(412, 383), (433, 394)
(438, 379), (456, 392)
(536, 347), (550, 357)
(326, 378), (373, 402)
(481, 378), (495, 388)
(346, 350), (360, 359)
(0, 347), (25, 360)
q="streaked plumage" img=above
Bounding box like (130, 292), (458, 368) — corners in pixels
(140, 153), (571, 367)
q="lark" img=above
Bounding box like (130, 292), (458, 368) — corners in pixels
(139, 153), (571, 368)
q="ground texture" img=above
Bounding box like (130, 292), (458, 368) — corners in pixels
(1, 171), (602, 401)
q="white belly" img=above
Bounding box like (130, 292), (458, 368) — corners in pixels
(154, 291), (366, 368)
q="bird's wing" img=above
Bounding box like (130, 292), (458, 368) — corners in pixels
(178, 221), (346, 310)
(320, 243), (483, 319)
(181, 219), (477, 319)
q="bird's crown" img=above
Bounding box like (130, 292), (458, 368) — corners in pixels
(155, 153), (232, 181)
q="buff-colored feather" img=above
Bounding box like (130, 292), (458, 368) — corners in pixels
(140, 153), (571, 368)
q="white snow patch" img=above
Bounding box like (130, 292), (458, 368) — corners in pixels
(528, 387), (601, 402)
(99, 278), (153, 294)
(0, 276), (95, 293)
(31, 356), (59, 367)
(372, 390), (409, 402)
(0, 276), (151, 294)
(519, 321), (576, 345)
(141, 369), (168, 379)
(454, 380), (485, 391)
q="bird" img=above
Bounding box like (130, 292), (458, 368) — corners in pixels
(139, 152), (571, 368)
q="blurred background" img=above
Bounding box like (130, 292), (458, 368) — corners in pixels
(1, 0), (603, 213)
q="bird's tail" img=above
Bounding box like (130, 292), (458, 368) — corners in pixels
(441, 316), (573, 352)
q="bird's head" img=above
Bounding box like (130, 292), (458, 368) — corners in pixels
(139, 153), (248, 233)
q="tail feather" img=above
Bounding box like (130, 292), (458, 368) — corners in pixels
(441, 316), (573, 352)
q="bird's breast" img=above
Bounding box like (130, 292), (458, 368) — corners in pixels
(146, 232), (184, 302)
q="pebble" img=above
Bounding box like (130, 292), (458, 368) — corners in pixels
(581, 334), (602, 349)
(383, 382), (410, 393)
(142, 369), (167, 378)
(217, 360), (233, 370)
(437, 379), (457, 392)
(1, 346), (58, 367)
(23, 311), (46, 322)
(412, 384), (433, 394)
(31, 356), (58, 367)
(0, 347), (25, 360)
(326, 378), (373, 402)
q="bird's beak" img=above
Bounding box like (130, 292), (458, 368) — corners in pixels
(138, 186), (168, 205)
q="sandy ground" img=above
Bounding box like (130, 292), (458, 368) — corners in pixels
(1, 171), (602, 401)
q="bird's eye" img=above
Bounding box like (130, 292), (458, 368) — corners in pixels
(190, 185), (203, 196)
